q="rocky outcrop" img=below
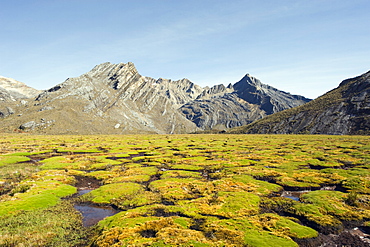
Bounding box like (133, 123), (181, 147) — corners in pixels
(0, 106), (15, 118)
(228, 70), (370, 135)
(19, 119), (55, 131)
(180, 74), (310, 130)
(19, 121), (37, 130)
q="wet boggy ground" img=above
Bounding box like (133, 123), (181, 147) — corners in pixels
(1, 134), (370, 246)
(72, 175), (121, 227)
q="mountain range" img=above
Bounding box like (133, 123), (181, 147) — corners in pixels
(1, 62), (368, 135)
(0, 62), (310, 134)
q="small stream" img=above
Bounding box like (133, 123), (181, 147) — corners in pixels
(64, 152), (148, 227)
(281, 185), (340, 202)
(281, 190), (310, 201)
(72, 175), (121, 227)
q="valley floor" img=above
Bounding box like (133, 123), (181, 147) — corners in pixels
(0, 134), (369, 246)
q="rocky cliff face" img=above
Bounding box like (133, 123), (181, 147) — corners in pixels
(31, 62), (202, 134)
(180, 74), (310, 130)
(0, 62), (311, 134)
(229, 70), (370, 135)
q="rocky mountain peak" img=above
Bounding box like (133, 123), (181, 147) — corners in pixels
(0, 76), (41, 101)
(233, 74), (270, 95)
(36, 62), (143, 101)
(231, 74), (310, 115)
(77, 61), (140, 90)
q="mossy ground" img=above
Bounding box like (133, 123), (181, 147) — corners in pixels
(0, 134), (369, 246)
(0, 201), (90, 246)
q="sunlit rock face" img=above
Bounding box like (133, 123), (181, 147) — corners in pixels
(33, 62), (202, 134)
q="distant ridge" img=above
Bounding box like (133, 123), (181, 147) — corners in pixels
(0, 62), (310, 134)
(0, 76), (41, 102)
(0, 76), (41, 118)
(228, 70), (370, 135)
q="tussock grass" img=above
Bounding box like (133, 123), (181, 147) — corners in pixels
(0, 201), (90, 246)
(0, 134), (369, 246)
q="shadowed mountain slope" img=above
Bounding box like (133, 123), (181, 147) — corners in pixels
(228, 70), (370, 135)
(180, 74), (310, 130)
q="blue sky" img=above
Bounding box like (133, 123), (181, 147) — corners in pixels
(1, 0), (369, 99)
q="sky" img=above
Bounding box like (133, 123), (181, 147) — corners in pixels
(1, 0), (369, 99)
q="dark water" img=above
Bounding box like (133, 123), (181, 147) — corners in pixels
(77, 189), (92, 196)
(72, 175), (121, 227)
(283, 194), (300, 201)
(74, 204), (120, 227)
(281, 191), (310, 201)
(281, 186), (341, 202)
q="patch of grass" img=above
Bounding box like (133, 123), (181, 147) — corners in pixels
(149, 178), (208, 202)
(0, 201), (89, 246)
(110, 174), (152, 183)
(0, 169), (76, 215)
(300, 190), (370, 222)
(84, 182), (160, 209)
(243, 228), (299, 247)
(86, 182), (143, 204)
(161, 170), (202, 179)
(0, 155), (30, 166)
(95, 217), (213, 246)
(232, 175), (282, 195)
(218, 192), (260, 217)
(0, 180), (76, 215)
(40, 155), (122, 171)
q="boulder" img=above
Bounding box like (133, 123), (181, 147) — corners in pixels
(19, 121), (37, 130)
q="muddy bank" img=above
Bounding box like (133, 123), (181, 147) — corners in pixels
(316, 227), (370, 247)
(74, 175), (101, 195)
